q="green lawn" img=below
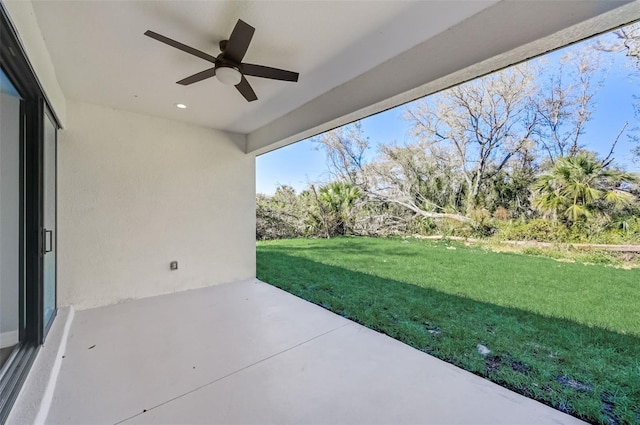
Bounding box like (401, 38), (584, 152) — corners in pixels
(257, 237), (640, 425)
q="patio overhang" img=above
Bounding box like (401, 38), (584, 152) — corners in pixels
(246, 1), (640, 155)
(4, 1), (639, 155)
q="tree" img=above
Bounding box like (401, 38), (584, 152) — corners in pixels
(598, 22), (640, 70)
(405, 63), (537, 214)
(484, 142), (538, 218)
(597, 22), (640, 161)
(309, 26), (639, 234)
(368, 141), (469, 219)
(533, 152), (639, 224)
(256, 185), (328, 240)
(316, 123), (471, 223)
(256, 186), (305, 239)
(615, 24), (640, 162)
(318, 182), (361, 236)
(316, 121), (368, 185)
(616, 23), (640, 66)
(532, 47), (607, 163)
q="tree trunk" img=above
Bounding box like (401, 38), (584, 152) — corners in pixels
(384, 197), (472, 223)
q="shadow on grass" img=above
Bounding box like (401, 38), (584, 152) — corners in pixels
(257, 250), (640, 425)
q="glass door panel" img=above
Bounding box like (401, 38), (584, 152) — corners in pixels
(42, 109), (56, 329)
(0, 67), (23, 370)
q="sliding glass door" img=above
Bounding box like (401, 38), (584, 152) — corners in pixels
(42, 109), (57, 330)
(0, 67), (23, 372)
(1, 4), (60, 421)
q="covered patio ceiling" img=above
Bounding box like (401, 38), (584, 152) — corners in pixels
(18, 0), (640, 153)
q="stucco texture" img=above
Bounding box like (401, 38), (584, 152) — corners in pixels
(57, 100), (255, 310)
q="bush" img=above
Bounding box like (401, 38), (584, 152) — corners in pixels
(498, 219), (570, 242)
(410, 216), (438, 235)
(579, 250), (621, 266)
(493, 206), (511, 221)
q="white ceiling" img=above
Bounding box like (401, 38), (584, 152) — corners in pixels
(30, 1), (496, 134)
(25, 0), (639, 153)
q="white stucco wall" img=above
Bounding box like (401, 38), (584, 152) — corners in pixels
(57, 100), (255, 310)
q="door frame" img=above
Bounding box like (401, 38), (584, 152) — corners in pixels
(0, 4), (60, 422)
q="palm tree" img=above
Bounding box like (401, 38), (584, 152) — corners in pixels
(318, 182), (362, 235)
(533, 152), (638, 224)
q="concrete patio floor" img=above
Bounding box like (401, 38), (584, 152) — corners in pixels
(18, 279), (586, 424)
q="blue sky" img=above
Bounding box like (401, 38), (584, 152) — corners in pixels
(255, 107), (412, 195)
(256, 33), (639, 195)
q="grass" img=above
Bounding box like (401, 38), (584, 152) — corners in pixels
(256, 237), (640, 425)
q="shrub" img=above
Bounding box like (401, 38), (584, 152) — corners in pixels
(579, 250), (621, 265)
(493, 206), (511, 221)
(410, 216), (438, 235)
(499, 219), (569, 242)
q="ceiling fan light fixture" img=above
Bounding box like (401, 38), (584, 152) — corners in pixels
(216, 65), (242, 86)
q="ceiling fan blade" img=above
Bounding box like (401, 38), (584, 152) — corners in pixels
(235, 75), (258, 102)
(145, 30), (218, 64)
(176, 67), (217, 85)
(224, 20), (255, 64)
(241, 63), (299, 82)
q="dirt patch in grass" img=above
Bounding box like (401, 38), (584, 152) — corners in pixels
(485, 355), (501, 374)
(510, 360), (530, 375)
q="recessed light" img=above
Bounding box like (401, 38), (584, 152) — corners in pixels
(175, 103), (187, 109)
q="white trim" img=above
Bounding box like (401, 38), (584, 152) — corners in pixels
(33, 306), (74, 425)
(0, 330), (19, 348)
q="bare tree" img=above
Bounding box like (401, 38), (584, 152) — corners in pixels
(256, 186), (303, 239)
(405, 63), (537, 214)
(533, 47), (608, 163)
(617, 22), (640, 65)
(597, 22), (640, 162)
(314, 32), (637, 225)
(316, 123), (471, 223)
(315, 122), (368, 185)
(615, 23), (640, 162)
(366, 141), (470, 221)
(598, 22), (640, 69)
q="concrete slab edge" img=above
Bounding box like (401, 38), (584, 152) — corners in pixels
(34, 306), (74, 425)
(6, 306), (75, 425)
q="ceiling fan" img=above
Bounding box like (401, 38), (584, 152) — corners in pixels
(145, 19), (299, 102)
